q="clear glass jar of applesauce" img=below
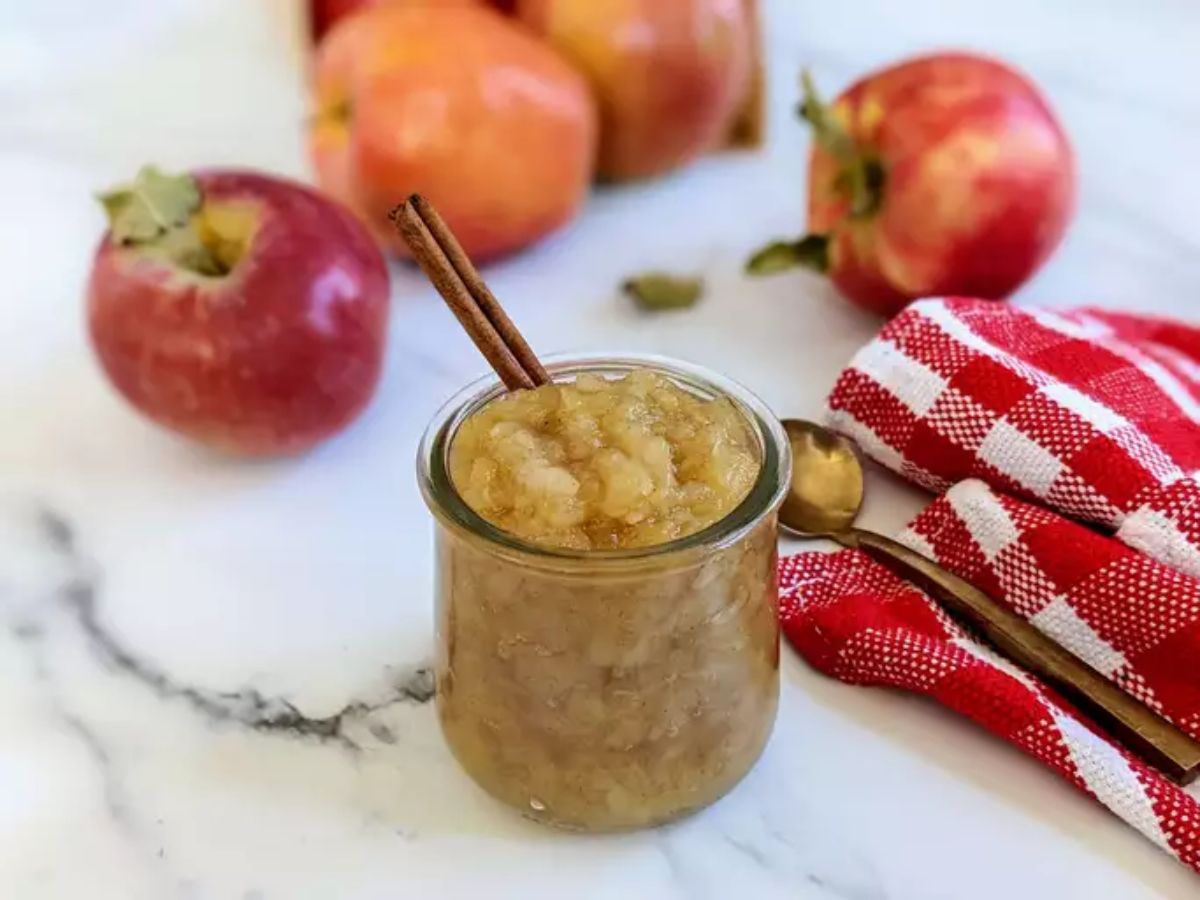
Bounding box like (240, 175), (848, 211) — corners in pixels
(417, 354), (790, 831)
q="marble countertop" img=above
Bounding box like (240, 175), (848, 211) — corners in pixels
(2, 1), (1198, 897)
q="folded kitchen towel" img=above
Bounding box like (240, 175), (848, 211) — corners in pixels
(903, 479), (1200, 740)
(779, 479), (1200, 874)
(826, 298), (1200, 576)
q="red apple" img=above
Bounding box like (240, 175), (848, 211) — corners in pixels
(748, 53), (1076, 316)
(88, 167), (390, 455)
(308, 0), (484, 43)
(516, 0), (753, 182)
(309, 5), (597, 262)
(311, 0), (378, 42)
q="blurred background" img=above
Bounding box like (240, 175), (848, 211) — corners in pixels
(3, 0), (1196, 312)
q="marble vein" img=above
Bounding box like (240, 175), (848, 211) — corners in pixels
(3, 579), (180, 897)
(9, 614), (136, 834)
(802, 872), (889, 900)
(20, 505), (435, 753)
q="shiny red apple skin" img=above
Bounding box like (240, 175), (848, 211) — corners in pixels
(810, 53), (1076, 316)
(87, 170), (391, 456)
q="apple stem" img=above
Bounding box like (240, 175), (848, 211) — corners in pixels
(745, 234), (829, 276)
(799, 71), (856, 162)
(799, 72), (885, 218)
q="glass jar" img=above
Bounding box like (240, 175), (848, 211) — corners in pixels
(418, 354), (790, 831)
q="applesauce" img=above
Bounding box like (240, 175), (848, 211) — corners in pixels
(448, 369), (761, 551)
(418, 355), (790, 831)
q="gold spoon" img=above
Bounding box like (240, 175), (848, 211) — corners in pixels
(780, 418), (1200, 785)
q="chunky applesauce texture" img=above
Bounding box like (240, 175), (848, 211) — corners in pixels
(448, 369), (761, 550)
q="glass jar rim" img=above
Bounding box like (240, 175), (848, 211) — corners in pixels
(417, 352), (791, 571)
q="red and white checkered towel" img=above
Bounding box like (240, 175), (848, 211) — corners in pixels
(780, 480), (1200, 873)
(826, 298), (1200, 575)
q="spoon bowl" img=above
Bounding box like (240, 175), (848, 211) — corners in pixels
(779, 419), (864, 538)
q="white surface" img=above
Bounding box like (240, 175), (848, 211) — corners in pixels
(1, 1), (1199, 898)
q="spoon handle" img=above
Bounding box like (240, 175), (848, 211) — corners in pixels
(838, 526), (1200, 785)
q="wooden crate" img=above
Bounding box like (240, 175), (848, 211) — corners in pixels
(724, 0), (766, 150)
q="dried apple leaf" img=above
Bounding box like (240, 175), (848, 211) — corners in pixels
(622, 272), (705, 311)
(745, 235), (829, 276)
(98, 166), (202, 245)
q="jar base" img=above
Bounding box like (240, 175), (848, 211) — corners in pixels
(441, 692), (780, 834)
